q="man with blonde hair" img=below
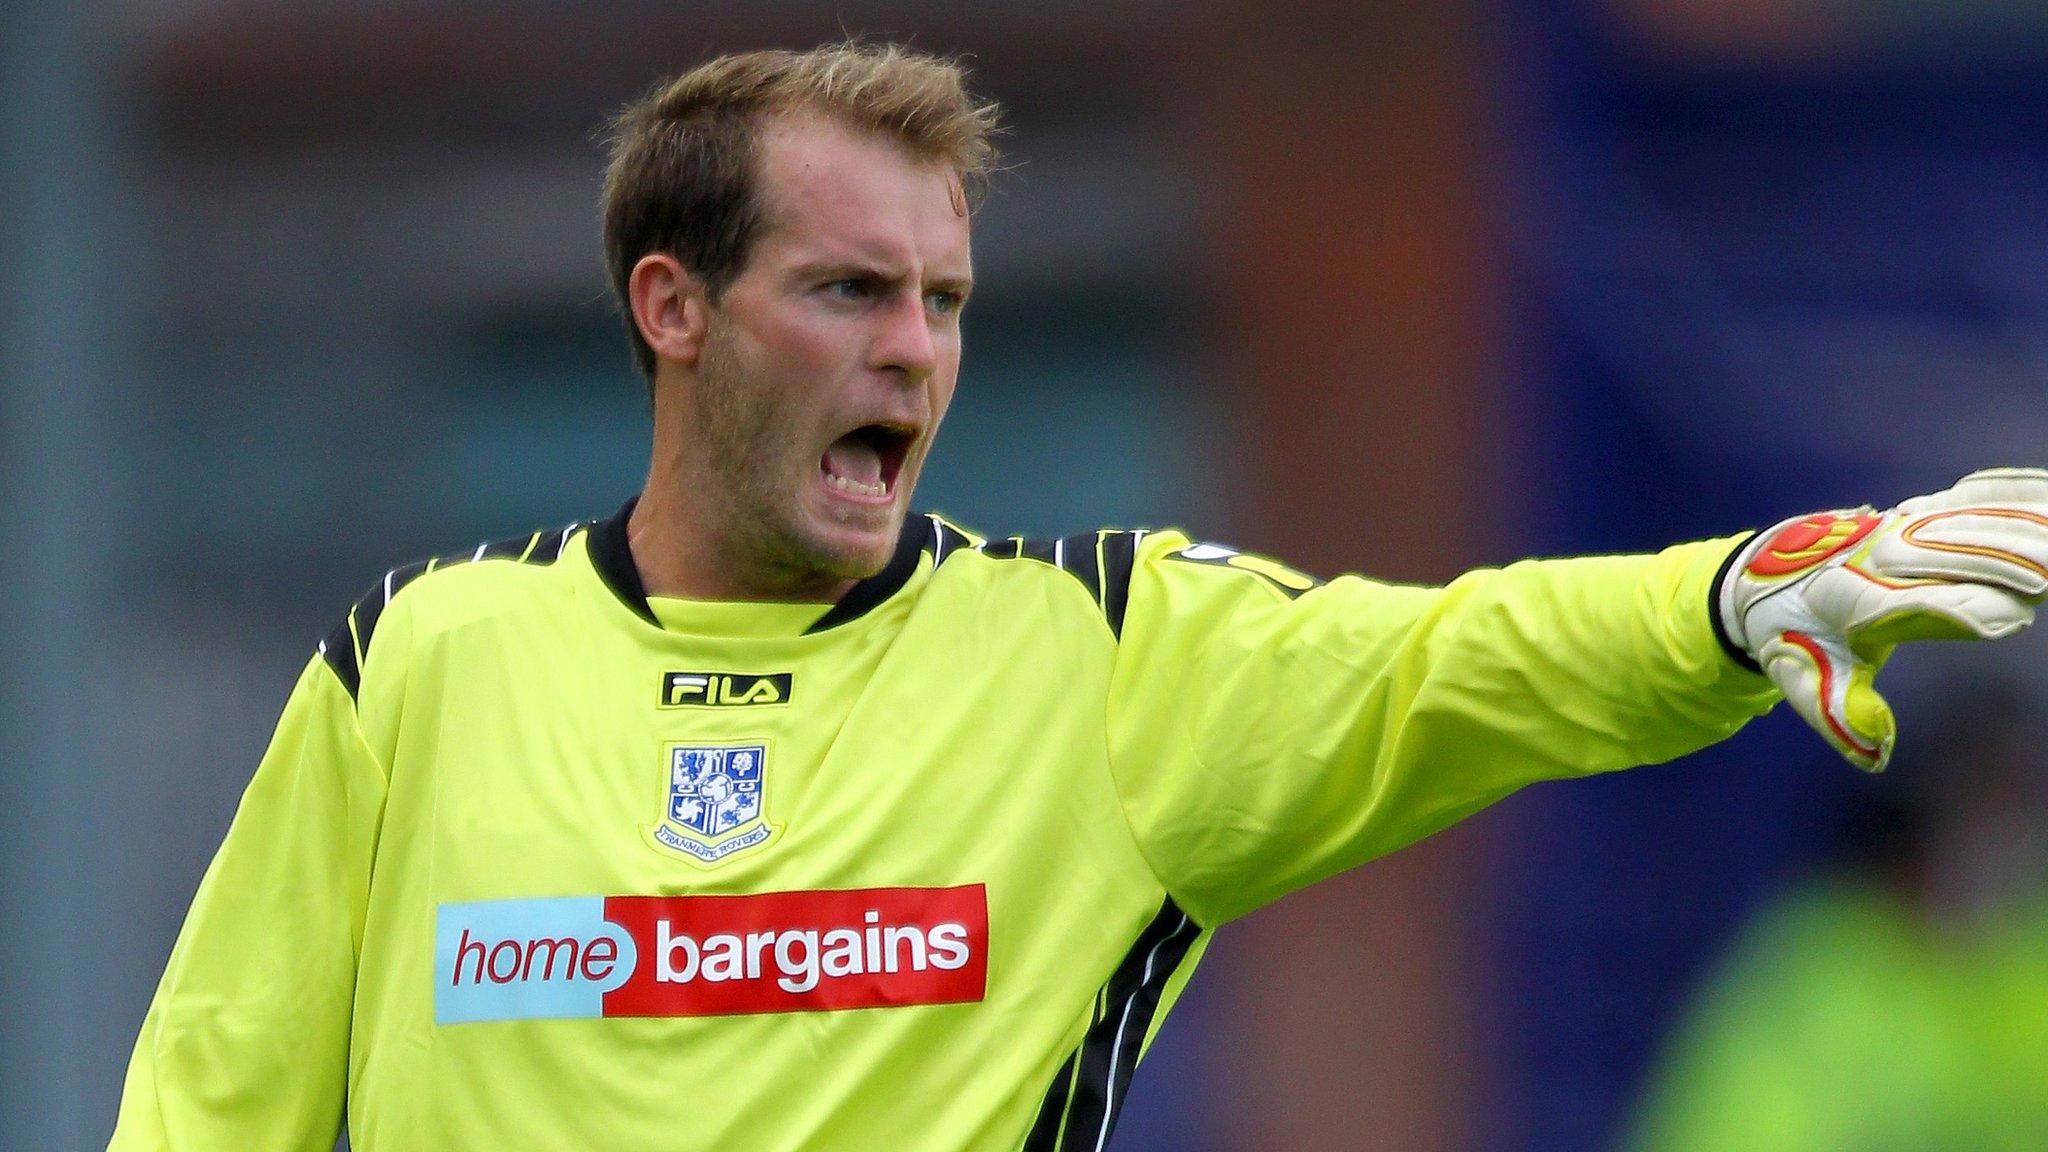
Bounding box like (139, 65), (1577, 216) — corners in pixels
(110, 41), (2048, 1151)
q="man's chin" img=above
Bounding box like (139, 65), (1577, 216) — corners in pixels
(798, 504), (905, 582)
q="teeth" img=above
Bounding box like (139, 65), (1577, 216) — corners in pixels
(825, 473), (889, 498)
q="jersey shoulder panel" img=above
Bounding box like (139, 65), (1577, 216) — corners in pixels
(923, 514), (1155, 639)
(1137, 529), (1326, 603)
(317, 520), (586, 700)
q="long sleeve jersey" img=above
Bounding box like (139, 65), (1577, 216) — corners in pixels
(109, 502), (1778, 1150)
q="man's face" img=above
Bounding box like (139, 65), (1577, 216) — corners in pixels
(689, 112), (971, 589)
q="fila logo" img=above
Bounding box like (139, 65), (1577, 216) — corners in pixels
(661, 671), (793, 708)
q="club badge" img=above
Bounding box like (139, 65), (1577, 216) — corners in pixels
(648, 743), (775, 865)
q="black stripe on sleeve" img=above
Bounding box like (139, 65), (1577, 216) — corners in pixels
(317, 521), (588, 700)
(1059, 532), (1103, 611)
(318, 618), (361, 698)
(1023, 900), (1201, 1152)
(1098, 530), (1141, 640)
(979, 535), (1025, 561)
(928, 514), (975, 567)
(1021, 536), (1060, 566)
(477, 533), (534, 562)
(345, 558), (428, 670)
(524, 523), (576, 565)
(962, 528), (1143, 639)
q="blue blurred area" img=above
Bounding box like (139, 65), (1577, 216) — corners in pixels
(1491, 2), (2048, 1148)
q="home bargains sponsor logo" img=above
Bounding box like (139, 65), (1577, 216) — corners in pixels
(435, 885), (987, 1025)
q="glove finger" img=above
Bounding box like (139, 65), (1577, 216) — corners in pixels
(1760, 630), (1894, 772)
(1868, 508), (2048, 599)
(1814, 568), (2041, 643)
(1894, 468), (2048, 516)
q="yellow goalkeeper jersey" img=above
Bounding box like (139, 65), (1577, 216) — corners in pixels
(109, 501), (1776, 1151)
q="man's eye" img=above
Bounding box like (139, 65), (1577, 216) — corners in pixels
(926, 291), (964, 316)
(826, 279), (868, 298)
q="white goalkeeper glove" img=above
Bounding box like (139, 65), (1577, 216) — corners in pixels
(1716, 467), (2048, 772)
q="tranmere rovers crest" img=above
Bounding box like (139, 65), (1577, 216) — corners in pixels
(649, 743), (774, 864)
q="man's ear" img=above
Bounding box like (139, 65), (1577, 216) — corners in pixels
(628, 253), (710, 368)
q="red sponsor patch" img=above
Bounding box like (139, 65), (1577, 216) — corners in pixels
(603, 886), (988, 1017)
(1747, 513), (1881, 577)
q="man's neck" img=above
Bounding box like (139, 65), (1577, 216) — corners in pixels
(626, 481), (858, 604)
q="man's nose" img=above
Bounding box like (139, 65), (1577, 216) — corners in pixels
(870, 289), (939, 383)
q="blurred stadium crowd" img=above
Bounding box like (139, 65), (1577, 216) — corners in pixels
(4, 2), (2045, 1149)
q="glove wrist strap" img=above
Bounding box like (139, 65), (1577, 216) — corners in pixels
(1710, 530), (1765, 674)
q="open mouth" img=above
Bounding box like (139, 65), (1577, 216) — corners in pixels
(820, 422), (916, 502)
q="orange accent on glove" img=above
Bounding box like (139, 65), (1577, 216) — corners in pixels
(1746, 513), (1882, 577)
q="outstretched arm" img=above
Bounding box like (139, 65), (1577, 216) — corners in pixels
(1105, 468), (2047, 926)
(1106, 530), (1778, 926)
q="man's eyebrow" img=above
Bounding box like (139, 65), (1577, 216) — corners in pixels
(791, 261), (973, 292)
(793, 260), (886, 279)
(787, 259), (901, 287)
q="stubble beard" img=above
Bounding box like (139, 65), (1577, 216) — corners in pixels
(694, 325), (891, 594)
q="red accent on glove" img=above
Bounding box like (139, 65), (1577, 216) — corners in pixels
(1746, 513), (1882, 577)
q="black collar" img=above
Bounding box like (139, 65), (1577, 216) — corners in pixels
(585, 498), (928, 634)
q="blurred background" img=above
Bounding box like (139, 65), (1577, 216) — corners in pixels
(5, 1), (2047, 1148)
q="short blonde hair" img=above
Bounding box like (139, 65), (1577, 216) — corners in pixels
(601, 43), (1002, 380)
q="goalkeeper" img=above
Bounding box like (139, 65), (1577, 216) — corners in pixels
(108, 41), (2048, 1152)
